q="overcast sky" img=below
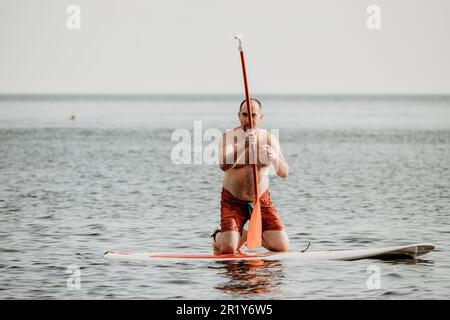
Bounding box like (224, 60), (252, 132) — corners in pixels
(0, 0), (449, 94)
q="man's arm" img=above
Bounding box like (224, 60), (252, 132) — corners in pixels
(219, 131), (248, 171)
(265, 133), (289, 178)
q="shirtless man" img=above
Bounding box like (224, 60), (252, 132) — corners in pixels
(212, 98), (290, 254)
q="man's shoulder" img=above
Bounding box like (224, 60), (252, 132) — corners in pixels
(265, 129), (279, 140)
(220, 128), (239, 143)
(258, 128), (277, 140)
(222, 127), (242, 136)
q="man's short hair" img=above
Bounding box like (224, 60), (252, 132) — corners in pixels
(239, 98), (262, 112)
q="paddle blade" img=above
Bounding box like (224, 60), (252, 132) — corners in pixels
(247, 200), (262, 249)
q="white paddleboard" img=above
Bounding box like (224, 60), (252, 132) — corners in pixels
(104, 243), (435, 262)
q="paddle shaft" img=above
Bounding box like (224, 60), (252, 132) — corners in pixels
(238, 50), (260, 202)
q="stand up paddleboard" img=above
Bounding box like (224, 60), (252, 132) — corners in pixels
(104, 243), (435, 262)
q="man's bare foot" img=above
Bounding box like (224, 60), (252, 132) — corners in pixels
(211, 226), (221, 255)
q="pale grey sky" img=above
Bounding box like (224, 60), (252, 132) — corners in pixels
(0, 0), (449, 94)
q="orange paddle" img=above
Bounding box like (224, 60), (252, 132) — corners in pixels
(235, 35), (261, 249)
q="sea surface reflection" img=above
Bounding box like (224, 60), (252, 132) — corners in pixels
(212, 259), (285, 295)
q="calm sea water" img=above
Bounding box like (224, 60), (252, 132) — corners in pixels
(0, 95), (449, 299)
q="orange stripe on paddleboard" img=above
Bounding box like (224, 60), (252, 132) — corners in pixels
(149, 252), (275, 259)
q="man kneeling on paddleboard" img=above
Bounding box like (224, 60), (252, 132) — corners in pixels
(212, 98), (290, 255)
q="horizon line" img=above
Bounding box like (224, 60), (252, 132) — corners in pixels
(1, 93), (450, 98)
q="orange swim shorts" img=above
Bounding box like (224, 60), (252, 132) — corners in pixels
(220, 188), (284, 233)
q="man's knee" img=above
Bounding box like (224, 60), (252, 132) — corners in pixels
(263, 231), (289, 252)
(221, 244), (237, 254)
(218, 231), (239, 254)
(268, 242), (289, 252)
